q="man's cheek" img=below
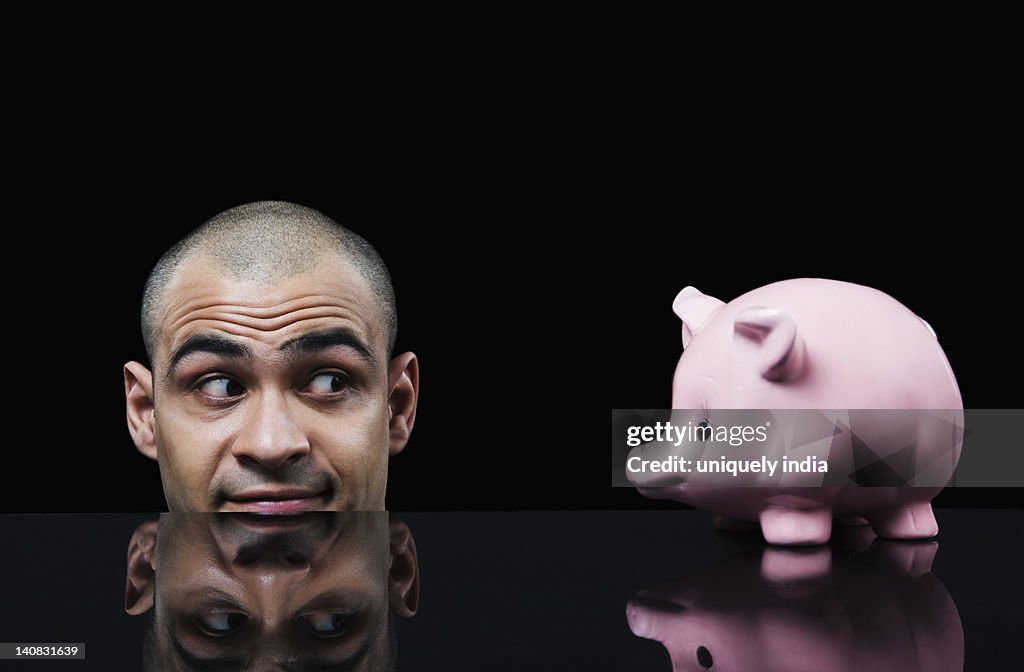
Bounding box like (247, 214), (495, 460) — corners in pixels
(155, 422), (222, 509)
(315, 422), (387, 477)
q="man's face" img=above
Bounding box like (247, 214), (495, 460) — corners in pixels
(132, 253), (400, 512)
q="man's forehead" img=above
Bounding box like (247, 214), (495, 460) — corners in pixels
(154, 253), (386, 357)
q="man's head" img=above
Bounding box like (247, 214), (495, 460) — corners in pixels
(124, 201), (419, 512)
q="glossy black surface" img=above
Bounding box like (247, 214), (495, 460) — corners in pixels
(0, 510), (1020, 669)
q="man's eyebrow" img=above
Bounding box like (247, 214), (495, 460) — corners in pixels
(170, 633), (370, 672)
(279, 329), (377, 366)
(166, 335), (254, 379)
(172, 635), (249, 671)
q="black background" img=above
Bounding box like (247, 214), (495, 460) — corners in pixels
(2, 27), (1020, 512)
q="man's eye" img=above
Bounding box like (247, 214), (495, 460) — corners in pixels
(303, 612), (352, 638)
(199, 377), (245, 398)
(303, 373), (347, 395)
(196, 611), (247, 636)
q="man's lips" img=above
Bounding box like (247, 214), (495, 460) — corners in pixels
(221, 488), (329, 515)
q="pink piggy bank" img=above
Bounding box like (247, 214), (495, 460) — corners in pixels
(629, 279), (963, 545)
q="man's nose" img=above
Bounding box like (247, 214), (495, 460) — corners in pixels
(231, 391), (311, 469)
(234, 540), (312, 571)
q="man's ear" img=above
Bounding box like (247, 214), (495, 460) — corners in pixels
(124, 361), (157, 461)
(125, 520), (158, 615)
(387, 352), (419, 457)
(388, 517), (419, 618)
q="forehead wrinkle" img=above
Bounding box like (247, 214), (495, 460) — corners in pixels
(168, 306), (371, 338)
(161, 291), (374, 331)
(162, 292), (370, 320)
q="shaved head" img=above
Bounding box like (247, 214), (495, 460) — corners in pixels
(141, 201), (396, 365)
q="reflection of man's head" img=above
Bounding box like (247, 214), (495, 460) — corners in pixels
(124, 202), (419, 512)
(125, 513), (418, 671)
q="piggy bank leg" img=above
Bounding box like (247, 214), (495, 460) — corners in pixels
(758, 507), (832, 545)
(867, 501), (938, 539)
(760, 547), (831, 581)
(869, 540), (939, 575)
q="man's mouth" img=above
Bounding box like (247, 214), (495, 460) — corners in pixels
(221, 488), (330, 515)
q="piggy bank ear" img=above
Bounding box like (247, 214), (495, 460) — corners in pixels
(734, 307), (805, 382)
(672, 287), (724, 348)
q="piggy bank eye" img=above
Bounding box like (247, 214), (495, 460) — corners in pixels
(697, 645), (713, 668)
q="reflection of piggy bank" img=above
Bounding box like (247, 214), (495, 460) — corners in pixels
(630, 279), (963, 544)
(626, 539), (964, 671)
